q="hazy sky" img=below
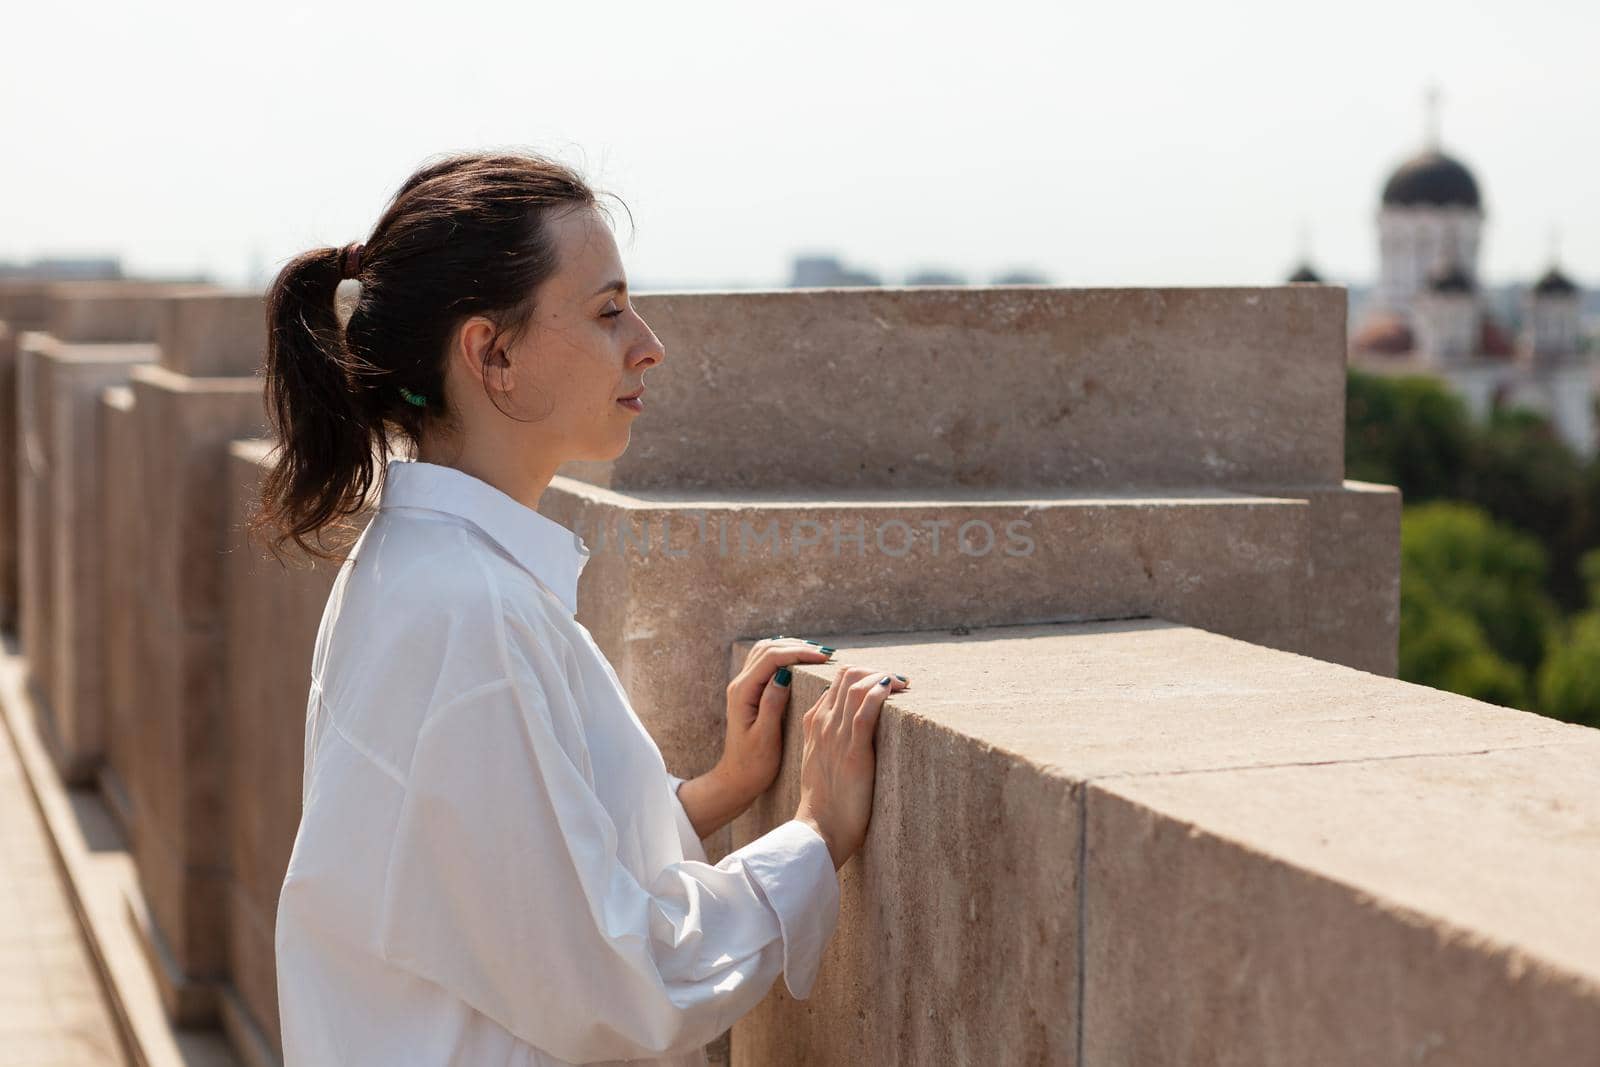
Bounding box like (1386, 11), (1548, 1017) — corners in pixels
(3, 0), (1595, 290)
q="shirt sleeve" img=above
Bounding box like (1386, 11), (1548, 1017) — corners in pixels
(374, 668), (839, 1063)
(664, 773), (709, 864)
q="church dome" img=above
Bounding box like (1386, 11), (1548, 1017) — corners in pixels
(1381, 149), (1482, 209)
(1533, 266), (1578, 296)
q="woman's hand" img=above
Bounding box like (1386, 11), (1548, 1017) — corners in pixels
(795, 665), (909, 870)
(717, 636), (835, 804)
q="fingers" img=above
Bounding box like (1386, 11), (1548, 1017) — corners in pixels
(847, 674), (899, 750)
(741, 638), (832, 687)
(756, 668), (793, 728)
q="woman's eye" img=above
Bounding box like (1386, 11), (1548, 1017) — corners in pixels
(601, 306), (625, 319)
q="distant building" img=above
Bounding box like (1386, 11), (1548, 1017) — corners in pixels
(0, 256), (123, 281)
(1304, 90), (1595, 458)
(789, 255), (881, 288)
(904, 268), (967, 286)
(992, 269), (1051, 285)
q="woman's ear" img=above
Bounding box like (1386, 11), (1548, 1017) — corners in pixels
(454, 316), (516, 396)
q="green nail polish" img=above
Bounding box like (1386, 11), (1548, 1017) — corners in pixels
(895, 674), (908, 682)
(774, 667), (792, 686)
(819, 646), (836, 655)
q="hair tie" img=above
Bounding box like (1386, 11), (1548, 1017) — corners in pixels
(398, 386), (428, 408)
(339, 241), (365, 280)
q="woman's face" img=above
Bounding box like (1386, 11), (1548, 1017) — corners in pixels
(458, 203), (665, 465)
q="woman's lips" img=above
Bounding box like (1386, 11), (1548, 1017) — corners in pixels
(617, 395), (643, 413)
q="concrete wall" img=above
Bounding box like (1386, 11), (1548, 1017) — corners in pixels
(99, 385), (143, 837)
(0, 279), (218, 633)
(122, 363), (266, 1023)
(220, 439), (373, 1059)
(40, 342), (159, 781)
(17, 333), (58, 710)
(557, 287), (1348, 493)
(44, 280), (216, 344)
(725, 620), (1600, 1064)
(0, 323), (16, 629)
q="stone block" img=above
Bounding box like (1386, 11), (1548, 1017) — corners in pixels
(130, 364), (266, 628)
(0, 323), (16, 629)
(0, 280), (58, 330)
(128, 611), (231, 990)
(538, 478), (1396, 800)
(1084, 741), (1600, 1065)
(40, 342), (159, 782)
(222, 438), (373, 1054)
(1296, 478), (1401, 675)
(556, 286), (1348, 493)
(123, 365), (267, 1010)
(728, 618), (1600, 1063)
(158, 291), (267, 377)
(17, 334), (58, 707)
(99, 385), (142, 836)
(44, 281), (214, 343)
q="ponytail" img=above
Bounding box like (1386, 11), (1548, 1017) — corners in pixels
(255, 245), (383, 562)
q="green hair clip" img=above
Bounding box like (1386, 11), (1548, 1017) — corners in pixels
(398, 386), (428, 408)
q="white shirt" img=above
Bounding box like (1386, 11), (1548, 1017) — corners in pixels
(275, 459), (840, 1066)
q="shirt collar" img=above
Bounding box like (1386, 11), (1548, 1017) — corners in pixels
(378, 459), (591, 616)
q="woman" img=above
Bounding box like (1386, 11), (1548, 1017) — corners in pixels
(259, 150), (909, 1066)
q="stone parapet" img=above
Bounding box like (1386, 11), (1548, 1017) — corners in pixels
(35, 341), (159, 781)
(220, 439), (373, 1060)
(557, 286), (1348, 493)
(43, 280), (216, 343)
(158, 291), (266, 378)
(121, 364), (266, 1022)
(536, 476), (1398, 816)
(16, 334), (59, 708)
(729, 619), (1600, 1065)
(100, 385), (142, 838)
(0, 324), (16, 628)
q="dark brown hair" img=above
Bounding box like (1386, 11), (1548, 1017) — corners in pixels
(251, 149), (625, 563)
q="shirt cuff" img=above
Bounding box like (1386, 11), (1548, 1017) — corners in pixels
(664, 773), (707, 864)
(731, 818), (840, 1000)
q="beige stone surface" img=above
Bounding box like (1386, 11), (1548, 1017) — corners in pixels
(0, 323), (17, 630)
(728, 618), (1600, 1064)
(221, 439), (371, 1056)
(17, 334), (59, 709)
(40, 344), (159, 784)
(0, 280), (59, 331)
(122, 367), (267, 1011)
(98, 387), (141, 839)
(1284, 478), (1402, 676)
(44, 282), (215, 344)
(557, 286), (1347, 493)
(1084, 742), (1600, 1066)
(538, 478), (1396, 799)
(0, 665), (129, 1067)
(0, 632), (240, 1067)
(158, 293), (266, 378)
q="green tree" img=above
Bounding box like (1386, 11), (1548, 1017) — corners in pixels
(1400, 501), (1558, 693)
(1346, 370), (1473, 501)
(1536, 614), (1600, 727)
(1536, 547), (1600, 728)
(1458, 407), (1587, 612)
(1399, 578), (1529, 709)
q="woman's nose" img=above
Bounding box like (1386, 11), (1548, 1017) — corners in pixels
(633, 323), (666, 367)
